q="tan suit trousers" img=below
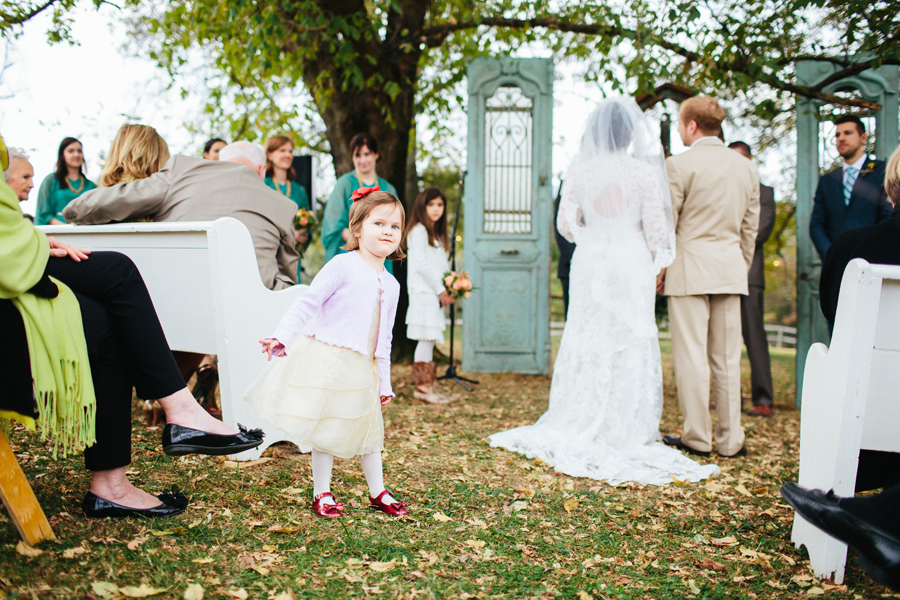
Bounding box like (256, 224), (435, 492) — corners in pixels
(669, 294), (745, 456)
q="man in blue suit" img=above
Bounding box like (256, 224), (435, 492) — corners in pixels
(810, 115), (893, 260)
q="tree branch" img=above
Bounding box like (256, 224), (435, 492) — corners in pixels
(0, 0), (62, 26)
(421, 17), (885, 110)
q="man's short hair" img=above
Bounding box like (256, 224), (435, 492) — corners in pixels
(4, 147), (29, 182)
(834, 114), (866, 136)
(219, 141), (266, 169)
(679, 96), (726, 136)
(885, 144), (900, 204)
(727, 141), (752, 158)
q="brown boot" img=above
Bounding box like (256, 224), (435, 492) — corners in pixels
(412, 362), (452, 404)
(426, 362), (453, 404)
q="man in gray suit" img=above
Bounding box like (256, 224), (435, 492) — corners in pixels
(63, 141), (299, 290)
(729, 141), (776, 417)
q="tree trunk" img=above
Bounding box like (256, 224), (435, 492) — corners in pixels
(295, 0), (431, 362)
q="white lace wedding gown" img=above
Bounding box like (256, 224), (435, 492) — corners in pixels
(488, 154), (720, 486)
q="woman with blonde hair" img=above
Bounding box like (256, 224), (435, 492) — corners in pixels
(100, 124), (170, 187)
(99, 124), (204, 412)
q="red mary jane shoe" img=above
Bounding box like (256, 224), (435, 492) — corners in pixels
(369, 490), (409, 516)
(312, 492), (344, 518)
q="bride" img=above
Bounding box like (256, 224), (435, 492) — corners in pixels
(488, 97), (719, 485)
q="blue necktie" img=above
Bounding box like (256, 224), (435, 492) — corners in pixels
(844, 166), (859, 205)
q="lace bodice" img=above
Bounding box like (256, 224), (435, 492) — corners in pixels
(558, 154), (675, 271)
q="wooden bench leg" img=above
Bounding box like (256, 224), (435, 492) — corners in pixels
(0, 429), (55, 545)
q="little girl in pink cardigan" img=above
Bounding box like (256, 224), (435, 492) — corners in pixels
(247, 188), (409, 518)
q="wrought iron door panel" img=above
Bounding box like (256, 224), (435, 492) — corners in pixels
(463, 58), (553, 374)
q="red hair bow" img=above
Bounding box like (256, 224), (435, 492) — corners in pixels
(351, 185), (380, 202)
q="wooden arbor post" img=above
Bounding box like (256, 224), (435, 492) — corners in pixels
(795, 58), (899, 406)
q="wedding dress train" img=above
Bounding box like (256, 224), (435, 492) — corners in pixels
(489, 142), (719, 486)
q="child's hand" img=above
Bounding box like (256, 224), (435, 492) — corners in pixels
(380, 395), (393, 406)
(259, 338), (286, 361)
(439, 290), (455, 307)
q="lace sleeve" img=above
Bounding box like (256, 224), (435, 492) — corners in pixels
(639, 171), (676, 271)
(557, 168), (586, 243)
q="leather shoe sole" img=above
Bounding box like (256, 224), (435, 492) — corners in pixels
(719, 445), (748, 458)
(83, 488), (188, 519)
(162, 423), (264, 456)
(662, 435), (710, 457)
(781, 482), (900, 591)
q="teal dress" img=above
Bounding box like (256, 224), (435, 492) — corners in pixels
(36, 174), (97, 225)
(322, 172), (397, 274)
(265, 177), (311, 281)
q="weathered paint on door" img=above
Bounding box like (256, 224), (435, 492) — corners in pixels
(795, 58), (899, 406)
(463, 58), (553, 374)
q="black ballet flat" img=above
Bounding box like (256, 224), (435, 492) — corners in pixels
(83, 486), (189, 519)
(162, 423), (264, 456)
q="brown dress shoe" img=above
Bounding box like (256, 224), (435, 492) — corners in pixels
(748, 404), (774, 417)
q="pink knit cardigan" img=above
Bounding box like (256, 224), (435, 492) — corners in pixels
(271, 251), (400, 397)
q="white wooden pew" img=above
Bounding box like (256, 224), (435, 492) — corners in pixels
(793, 258), (900, 583)
(39, 218), (309, 460)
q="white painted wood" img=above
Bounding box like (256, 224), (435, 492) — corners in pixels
(39, 219), (308, 460)
(792, 259), (900, 584)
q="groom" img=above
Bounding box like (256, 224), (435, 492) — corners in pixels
(659, 96), (760, 458)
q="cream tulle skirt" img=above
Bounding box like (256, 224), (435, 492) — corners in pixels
(245, 335), (383, 458)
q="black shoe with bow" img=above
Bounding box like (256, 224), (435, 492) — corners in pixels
(83, 486), (189, 519)
(162, 423), (264, 456)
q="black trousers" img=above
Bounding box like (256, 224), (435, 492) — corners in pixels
(46, 252), (184, 471)
(740, 285), (774, 407)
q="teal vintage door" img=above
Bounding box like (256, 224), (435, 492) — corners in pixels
(794, 58), (899, 406)
(462, 58), (553, 374)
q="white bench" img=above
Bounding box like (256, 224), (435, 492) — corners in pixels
(38, 218), (310, 460)
(792, 258), (900, 583)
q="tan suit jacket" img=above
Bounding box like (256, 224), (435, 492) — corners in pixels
(63, 155), (299, 290)
(664, 138), (760, 296)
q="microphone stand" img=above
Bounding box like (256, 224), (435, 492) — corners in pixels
(437, 170), (479, 391)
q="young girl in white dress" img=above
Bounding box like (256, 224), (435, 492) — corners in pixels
(403, 188), (455, 404)
(247, 187), (410, 518)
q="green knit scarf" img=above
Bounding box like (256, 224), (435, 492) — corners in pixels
(0, 167), (96, 456)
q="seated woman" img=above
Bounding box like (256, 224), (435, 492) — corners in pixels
(99, 124), (206, 386)
(0, 138), (262, 519)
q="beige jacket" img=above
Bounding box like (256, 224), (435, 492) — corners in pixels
(664, 137), (760, 296)
(63, 155), (299, 290)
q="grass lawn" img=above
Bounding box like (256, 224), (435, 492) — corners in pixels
(0, 339), (894, 599)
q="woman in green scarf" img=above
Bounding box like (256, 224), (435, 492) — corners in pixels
(1, 138), (264, 519)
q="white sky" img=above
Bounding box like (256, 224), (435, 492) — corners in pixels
(1, 4), (786, 219)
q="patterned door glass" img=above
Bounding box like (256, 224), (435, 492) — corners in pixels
(484, 85), (533, 234)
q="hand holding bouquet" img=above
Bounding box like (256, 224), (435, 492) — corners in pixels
(443, 270), (474, 300)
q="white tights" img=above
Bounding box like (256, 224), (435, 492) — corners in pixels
(311, 449), (393, 505)
(414, 340), (435, 363)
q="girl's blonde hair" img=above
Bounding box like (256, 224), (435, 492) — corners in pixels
(100, 124), (170, 187)
(341, 190), (407, 260)
(885, 143), (900, 205)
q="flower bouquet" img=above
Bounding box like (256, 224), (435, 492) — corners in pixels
(443, 270), (474, 300)
(295, 207), (318, 233)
